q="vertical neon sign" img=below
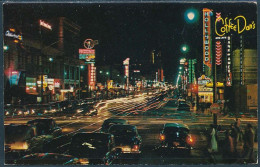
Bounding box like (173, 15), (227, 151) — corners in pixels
(226, 36), (232, 86)
(203, 8), (212, 68)
(240, 35), (244, 85)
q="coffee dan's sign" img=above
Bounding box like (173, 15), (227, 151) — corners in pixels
(215, 15), (255, 36)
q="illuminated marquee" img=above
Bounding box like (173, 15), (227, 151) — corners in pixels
(215, 15), (255, 37)
(39, 20), (52, 30)
(203, 8), (212, 68)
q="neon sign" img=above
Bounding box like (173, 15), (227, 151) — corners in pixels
(215, 41), (222, 65)
(226, 36), (232, 86)
(5, 30), (22, 40)
(215, 15), (255, 36)
(39, 20), (52, 30)
(203, 8), (212, 68)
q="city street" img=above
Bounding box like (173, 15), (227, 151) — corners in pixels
(4, 92), (258, 165)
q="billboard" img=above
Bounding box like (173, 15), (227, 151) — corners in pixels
(203, 8), (212, 68)
(79, 49), (95, 62)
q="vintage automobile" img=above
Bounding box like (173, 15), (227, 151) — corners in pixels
(158, 123), (195, 155)
(108, 125), (142, 155)
(100, 118), (128, 133)
(14, 153), (81, 165)
(27, 118), (62, 137)
(69, 132), (119, 165)
(5, 124), (37, 152)
(177, 103), (191, 111)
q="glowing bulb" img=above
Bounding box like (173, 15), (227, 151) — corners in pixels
(187, 12), (195, 20)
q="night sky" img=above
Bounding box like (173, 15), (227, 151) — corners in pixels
(3, 2), (257, 82)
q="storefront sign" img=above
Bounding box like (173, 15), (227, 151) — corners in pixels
(5, 30), (22, 40)
(26, 77), (37, 94)
(215, 15), (255, 37)
(203, 8), (213, 68)
(88, 64), (96, 90)
(54, 79), (60, 88)
(123, 58), (130, 65)
(84, 39), (95, 49)
(79, 49), (95, 62)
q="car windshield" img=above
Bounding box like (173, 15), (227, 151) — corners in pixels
(5, 126), (29, 137)
(164, 127), (189, 135)
(28, 120), (52, 135)
(109, 126), (136, 135)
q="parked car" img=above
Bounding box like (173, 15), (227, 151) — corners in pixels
(4, 104), (15, 116)
(27, 119), (62, 137)
(69, 132), (118, 165)
(4, 124), (37, 152)
(13, 105), (27, 116)
(14, 153), (80, 165)
(158, 123), (194, 155)
(101, 118), (128, 133)
(108, 125), (142, 155)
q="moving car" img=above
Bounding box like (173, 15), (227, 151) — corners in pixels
(69, 132), (118, 165)
(177, 103), (190, 111)
(101, 118), (128, 133)
(158, 123), (194, 154)
(27, 119), (62, 137)
(75, 104), (98, 116)
(108, 125), (142, 155)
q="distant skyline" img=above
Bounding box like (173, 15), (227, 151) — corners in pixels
(3, 2), (257, 82)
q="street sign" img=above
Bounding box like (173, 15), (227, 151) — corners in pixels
(210, 103), (221, 114)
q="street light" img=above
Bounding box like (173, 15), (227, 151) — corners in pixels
(3, 45), (9, 51)
(80, 65), (84, 69)
(184, 8), (199, 23)
(181, 44), (189, 53)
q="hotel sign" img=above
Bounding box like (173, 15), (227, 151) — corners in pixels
(203, 8), (212, 68)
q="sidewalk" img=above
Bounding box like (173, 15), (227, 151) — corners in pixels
(208, 142), (258, 164)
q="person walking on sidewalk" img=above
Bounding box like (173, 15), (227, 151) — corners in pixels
(222, 129), (234, 162)
(209, 124), (218, 153)
(242, 124), (255, 163)
(230, 122), (240, 158)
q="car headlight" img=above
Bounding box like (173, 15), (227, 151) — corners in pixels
(18, 111), (23, 115)
(5, 111), (10, 115)
(77, 109), (83, 113)
(31, 110), (35, 114)
(44, 110), (48, 113)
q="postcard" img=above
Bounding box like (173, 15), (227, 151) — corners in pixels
(2, 1), (258, 165)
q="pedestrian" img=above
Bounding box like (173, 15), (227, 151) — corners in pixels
(230, 122), (239, 158)
(222, 129), (234, 163)
(209, 124), (218, 153)
(242, 124), (255, 163)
